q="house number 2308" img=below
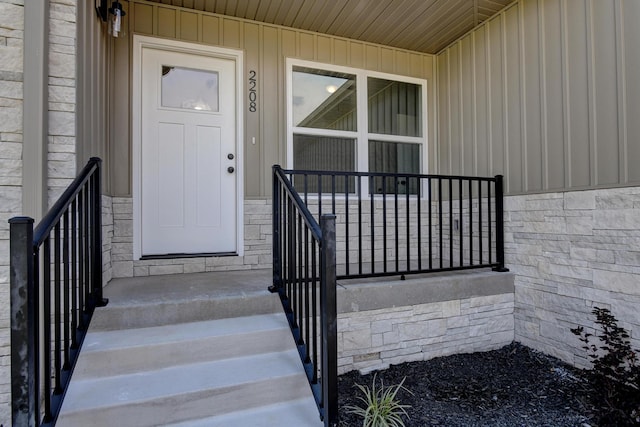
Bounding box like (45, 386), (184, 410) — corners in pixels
(248, 70), (257, 112)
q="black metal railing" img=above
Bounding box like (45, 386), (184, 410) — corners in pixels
(272, 165), (508, 426)
(10, 157), (108, 427)
(279, 167), (508, 280)
(271, 166), (338, 427)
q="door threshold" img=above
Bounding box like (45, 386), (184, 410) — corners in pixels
(140, 252), (237, 260)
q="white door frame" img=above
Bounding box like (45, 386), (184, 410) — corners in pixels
(132, 35), (244, 259)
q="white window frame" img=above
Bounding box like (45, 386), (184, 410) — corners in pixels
(285, 58), (428, 196)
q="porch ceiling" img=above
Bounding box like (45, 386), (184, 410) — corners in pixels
(144, 0), (516, 54)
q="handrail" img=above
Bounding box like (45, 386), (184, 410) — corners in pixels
(271, 165), (338, 427)
(10, 157), (108, 427)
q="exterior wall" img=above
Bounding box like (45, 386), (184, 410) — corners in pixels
(110, 198), (272, 277)
(436, 0), (640, 195)
(0, 1), (24, 422)
(110, 0), (437, 198)
(337, 272), (515, 374)
(507, 187), (640, 367)
(339, 294), (514, 374)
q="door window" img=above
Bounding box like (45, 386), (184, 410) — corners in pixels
(161, 66), (219, 112)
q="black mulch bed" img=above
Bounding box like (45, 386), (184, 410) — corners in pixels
(338, 343), (598, 427)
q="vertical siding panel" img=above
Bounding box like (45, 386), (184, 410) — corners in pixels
(592, 0), (620, 186)
(201, 15), (220, 45)
(474, 26), (488, 177)
(623, 0), (640, 182)
(333, 39), (348, 66)
(615, 0), (627, 184)
(460, 36), (474, 176)
(365, 45), (379, 71)
(280, 29), (297, 58)
(395, 50), (409, 75)
(523, 0), (542, 192)
(349, 42), (365, 68)
(409, 53), (424, 79)
(488, 16), (505, 177)
(298, 33), (314, 59)
(505, 5), (523, 193)
(157, 7), (176, 38)
(449, 44), (461, 174)
(438, 52), (450, 175)
(180, 12), (198, 41)
(222, 18), (241, 48)
(380, 48), (395, 74)
(566, 0), (591, 188)
(133, 3), (153, 34)
(262, 26), (280, 194)
(316, 35), (332, 62)
(543, 0), (565, 190)
(244, 23), (261, 197)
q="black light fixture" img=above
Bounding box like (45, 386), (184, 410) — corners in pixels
(95, 0), (127, 37)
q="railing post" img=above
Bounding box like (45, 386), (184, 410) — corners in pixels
(270, 165), (282, 293)
(90, 157), (108, 307)
(493, 175), (509, 272)
(320, 214), (338, 427)
(9, 216), (38, 427)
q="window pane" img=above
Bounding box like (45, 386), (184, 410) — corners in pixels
(161, 66), (219, 112)
(293, 134), (355, 193)
(293, 66), (356, 131)
(368, 78), (421, 137)
(369, 140), (420, 194)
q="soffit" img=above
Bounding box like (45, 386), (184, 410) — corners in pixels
(143, 0), (516, 54)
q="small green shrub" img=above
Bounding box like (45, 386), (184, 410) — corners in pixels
(571, 307), (640, 425)
(345, 374), (412, 427)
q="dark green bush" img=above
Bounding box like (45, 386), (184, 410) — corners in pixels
(571, 307), (640, 425)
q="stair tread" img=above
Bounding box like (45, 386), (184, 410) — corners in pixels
(166, 398), (323, 427)
(61, 349), (306, 413)
(82, 313), (289, 353)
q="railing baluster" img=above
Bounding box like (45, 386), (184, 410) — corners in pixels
(418, 177), (423, 270)
(469, 180), (473, 266)
(71, 199), (78, 349)
(479, 180), (483, 265)
(369, 176), (375, 274)
(449, 179), (453, 268)
(357, 176), (363, 275)
(438, 179), (443, 269)
(54, 223), (62, 395)
(311, 239), (318, 383)
(459, 179), (463, 268)
(345, 175), (350, 276)
(394, 176), (399, 273)
(382, 177), (387, 273)
(488, 180), (493, 265)
(43, 236), (52, 421)
(406, 177), (410, 272)
(63, 210), (71, 370)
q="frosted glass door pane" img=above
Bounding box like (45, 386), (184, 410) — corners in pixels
(161, 66), (219, 112)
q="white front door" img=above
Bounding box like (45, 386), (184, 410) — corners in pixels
(139, 46), (238, 256)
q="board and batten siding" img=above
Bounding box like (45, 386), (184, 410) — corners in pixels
(436, 0), (640, 195)
(111, 0), (436, 198)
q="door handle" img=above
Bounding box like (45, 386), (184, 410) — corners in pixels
(227, 166), (235, 174)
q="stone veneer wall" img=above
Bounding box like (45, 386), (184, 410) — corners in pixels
(47, 0), (77, 205)
(110, 198), (273, 277)
(0, 1), (23, 421)
(507, 186), (640, 367)
(336, 272), (515, 374)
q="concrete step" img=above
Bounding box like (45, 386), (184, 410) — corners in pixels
(73, 314), (292, 379)
(90, 270), (281, 331)
(57, 349), (312, 427)
(166, 398), (323, 427)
